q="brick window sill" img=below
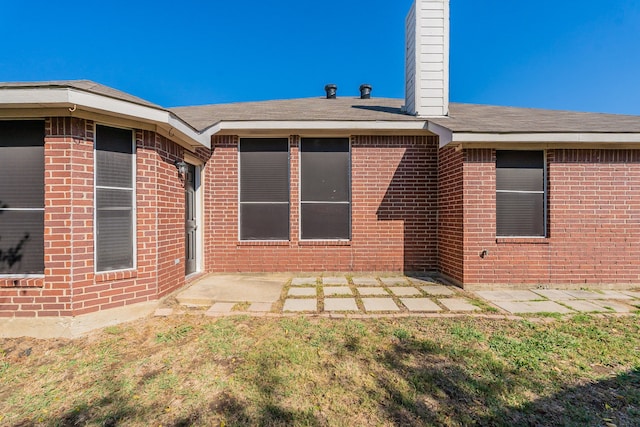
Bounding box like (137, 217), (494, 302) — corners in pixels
(298, 240), (352, 247)
(0, 276), (45, 288)
(237, 241), (291, 247)
(95, 269), (137, 283)
(496, 237), (549, 245)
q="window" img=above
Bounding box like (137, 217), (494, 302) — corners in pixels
(95, 125), (135, 271)
(0, 121), (45, 275)
(496, 150), (545, 237)
(239, 138), (289, 240)
(300, 138), (351, 240)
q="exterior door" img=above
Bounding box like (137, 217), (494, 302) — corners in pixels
(185, 163), (197, 275)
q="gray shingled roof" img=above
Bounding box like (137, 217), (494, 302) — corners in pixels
(170, 97), (417, 131)
(171, 98), (640, 134)
(2, 80), (639, 135)
(435, 103), (640, 134)
(0, 80), (162, 109)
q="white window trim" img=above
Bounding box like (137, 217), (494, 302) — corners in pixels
(94, 123), (137, 273)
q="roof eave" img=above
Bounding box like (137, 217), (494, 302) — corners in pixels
(209, 120), (432, 136)
(447, 132), (640, 147)
(0, 87), (210, 149)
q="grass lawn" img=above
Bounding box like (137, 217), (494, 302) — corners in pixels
(1, 313), (639, 426)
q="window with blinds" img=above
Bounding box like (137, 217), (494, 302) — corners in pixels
(496, 150), (545, 237)
(95, 125), (135, 271)
(0, 120), (45, 274)
(239, 138), (289, 240)
(300, 138), (351, 240)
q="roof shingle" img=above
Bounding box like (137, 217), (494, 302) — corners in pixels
(170, 97), (416, 131)
(2, 80), (639, 135)
(434, 103), (640, 134)
(171, 98), (640, 134)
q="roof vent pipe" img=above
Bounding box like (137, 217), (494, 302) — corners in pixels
(324, 84), (337, 99)
(359, 84), (372, 99)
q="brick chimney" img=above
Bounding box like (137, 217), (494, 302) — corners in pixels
(404, 0), (450, 117)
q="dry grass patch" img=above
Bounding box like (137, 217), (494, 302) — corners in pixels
(1, 314), (639, 426)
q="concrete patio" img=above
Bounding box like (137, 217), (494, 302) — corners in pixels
(167, 274), (640, 318)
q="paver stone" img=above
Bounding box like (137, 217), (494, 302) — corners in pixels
(388, 286), (421, 296)
(492, 300), (573, 314)
(475, 290), (542, 301)
(288, 287), (317, 297)
(421, 285), (455, 296)
(438, 298), (480, 312)
(324, 298), (358, 311)
(283, 299), (317, 312)
(361, 298), (400, 312)
(561, 300), (607, 312)
(248, 302), (273, 312)
(206, 303), (236, 315)
(400, 298), (442, 312)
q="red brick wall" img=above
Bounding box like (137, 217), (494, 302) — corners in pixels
(203, 134), (438, 273)
(143, 131), (187, 298)
(547, 149), (640, 284)
(0, 118), (201, 318)
(1, 118), (89, 317)
(437, 147), (464, 283)
(462, 148), (640, 287)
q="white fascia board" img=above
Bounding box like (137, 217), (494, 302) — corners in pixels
(67, 90), (209, 149)
(165, 113), (210, 148)
(67, 90), (167, 123)
(0, 87), (71, 106)
(451, 132), (640, 144)
(0, 88), (209, 149)
(426, 121), (453, 147)
(213, 120), (430, 132)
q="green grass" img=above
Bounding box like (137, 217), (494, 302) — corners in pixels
(155, 324), (193, 343)
(468, 298), (500, 312)
(1, 315), (639, 426)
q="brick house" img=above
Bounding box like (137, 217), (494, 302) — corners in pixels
(1, 0), (640, 335)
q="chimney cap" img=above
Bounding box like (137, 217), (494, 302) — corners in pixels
(359, 84), (372, 99)
(324, 84), (337, 99)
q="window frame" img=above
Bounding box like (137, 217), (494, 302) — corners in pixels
(0, 119), (45, 277)
(299, 137), (352, 241)
(94, 124), (137, 273)
(495, 149), (547, 238)
(238, 137), (291, 241)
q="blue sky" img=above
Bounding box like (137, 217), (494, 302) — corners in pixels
(1, 0), (638, 114)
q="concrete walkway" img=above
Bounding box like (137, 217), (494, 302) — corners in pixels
(166, 274), (640, 318)
(475, 289), (640, 314)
